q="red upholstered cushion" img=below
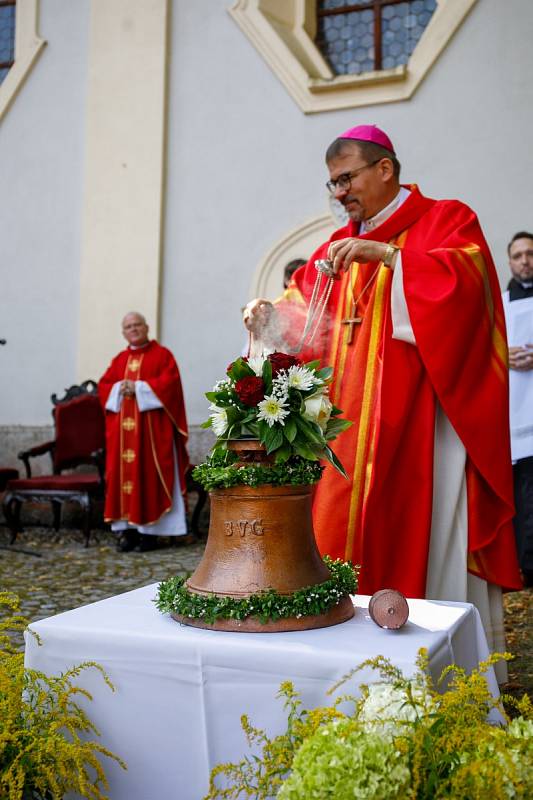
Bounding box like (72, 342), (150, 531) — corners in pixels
(7, 474), (101, 492)
(0, 468), (19, 491)
(53, 394), (105, 470)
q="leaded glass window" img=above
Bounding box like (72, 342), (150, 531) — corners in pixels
(0, 0), (16, 85)
(316, 0), (437, 76)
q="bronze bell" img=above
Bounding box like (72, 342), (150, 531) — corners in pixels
(173, 440), (354, 632)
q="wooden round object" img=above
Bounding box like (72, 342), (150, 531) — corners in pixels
(368, 589), (409, 629)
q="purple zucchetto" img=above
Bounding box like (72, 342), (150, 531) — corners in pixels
(338, 124), (395, 154)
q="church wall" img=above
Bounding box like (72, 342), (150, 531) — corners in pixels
(161, 0), (533, 425)
(0, 0), (90, 427)
(1, 0), (532, 467)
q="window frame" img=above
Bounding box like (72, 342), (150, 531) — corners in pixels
(228, 0), (478, 114)
(0, 0), (46, 122)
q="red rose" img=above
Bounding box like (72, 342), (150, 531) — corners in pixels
(268, 352), (301, 377)
(235, 376), (265, 406)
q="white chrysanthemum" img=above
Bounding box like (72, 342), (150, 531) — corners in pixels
(209, 404), (228, 436)
(304, 391), (332, 431)
(287, 365), (317, 391)
(247, 356), (266, 377)
(257, 395), (290, 427)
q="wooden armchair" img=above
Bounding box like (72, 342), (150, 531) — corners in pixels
(2, 381), (105, 547)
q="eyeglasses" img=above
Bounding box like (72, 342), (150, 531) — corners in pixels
(326, 159), (381, 194)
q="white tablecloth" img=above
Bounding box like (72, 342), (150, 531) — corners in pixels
(24, 585), (496, 800)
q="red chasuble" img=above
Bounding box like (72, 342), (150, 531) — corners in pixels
(277, 185), (521, 596)
(98, 340), (189, 527)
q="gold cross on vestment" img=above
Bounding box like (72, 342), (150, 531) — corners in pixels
(122, 481), (133, 494)
(122, 449), (136, 463)
(128, 359), (141, 372)
(122, 417), (135, 431)
(340, 315), (363, 344)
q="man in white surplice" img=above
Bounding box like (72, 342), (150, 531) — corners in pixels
(99, 313), (191, 552)
(502, 231), (533, 587)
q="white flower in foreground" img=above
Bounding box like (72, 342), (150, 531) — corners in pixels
(358, 682), (432, 739)
(287, 365), (317, 391)
(209, 405), (228, 436)
(257, 395), (290, 427)
(247, 356), (266, 377)
(304, 392), (333, 431)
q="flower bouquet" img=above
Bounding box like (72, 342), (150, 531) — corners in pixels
(156, 352), (356, 633)
(197, 351), (352, 489)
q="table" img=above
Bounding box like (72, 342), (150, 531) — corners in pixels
(24, 585), (497, 800)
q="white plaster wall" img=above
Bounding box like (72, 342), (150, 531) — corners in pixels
(0, 0), (89, 425)
(162, 0), (533, 424)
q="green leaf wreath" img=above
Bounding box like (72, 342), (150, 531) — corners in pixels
(156, 557), (358, 626)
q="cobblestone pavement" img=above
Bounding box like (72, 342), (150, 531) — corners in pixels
(0, 526), (206, 625)
(0, 524), (531, 701)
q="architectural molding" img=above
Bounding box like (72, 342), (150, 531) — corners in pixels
(0, 0), (46, 122)
(251, 212), (336, 300)
(229, 0), (478, 113)
(77, 0), (170, 381)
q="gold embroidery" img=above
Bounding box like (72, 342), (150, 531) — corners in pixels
(345, 266), (390, 561)
(122, 449), (136, 463)
(128, 358), (141, 372)
(122, 417), (135, 431)
(123, 481), (133, 494)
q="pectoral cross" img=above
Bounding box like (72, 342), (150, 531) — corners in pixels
(341, 313), (363, 344)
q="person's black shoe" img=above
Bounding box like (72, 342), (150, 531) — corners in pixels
(117, 530), (140, 552)
(522, 570), (533, 588)
(138, 534), (159, 552)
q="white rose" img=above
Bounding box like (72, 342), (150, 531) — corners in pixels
(304, 392), (332, 431)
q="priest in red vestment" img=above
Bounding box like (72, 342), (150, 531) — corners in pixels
(98, 312), (190, 552)
(245, 125), (521, 668)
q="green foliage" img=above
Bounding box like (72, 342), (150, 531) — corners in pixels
(0, 592), (126, 800)
(279, 718), (411, 799)
(204, 649), (533, 800)
(155, 558), (358, 626)
(192, 451), (324, 492)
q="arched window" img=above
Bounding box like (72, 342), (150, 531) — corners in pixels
(0, 0), (16, 84)
(316, 0), (437, 75)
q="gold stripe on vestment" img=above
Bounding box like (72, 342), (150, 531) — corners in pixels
(331, 264), (359, 409)
(344, 265), (390, 561)
(147, 413), (173, 503)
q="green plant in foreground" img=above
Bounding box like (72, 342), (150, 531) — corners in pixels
(205, 649), (533, 800)
(0, 592), (126, 800)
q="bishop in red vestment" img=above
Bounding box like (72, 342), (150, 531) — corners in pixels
(98, 312), (190, 551)
(245, 126), (521, 664)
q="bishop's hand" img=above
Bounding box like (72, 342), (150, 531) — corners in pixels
(327, 238), (397, 274)
(243, 299), (275, 333)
